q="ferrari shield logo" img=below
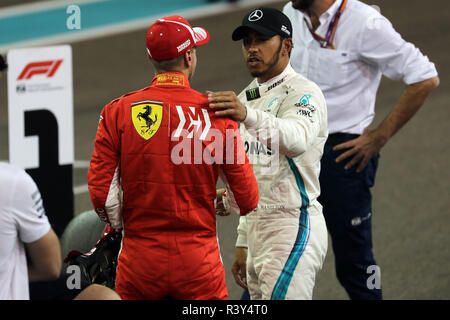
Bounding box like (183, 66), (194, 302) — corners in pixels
(131, 101), (163, 140)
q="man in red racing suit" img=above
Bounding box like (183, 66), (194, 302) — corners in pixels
(87, 15), (259, 300)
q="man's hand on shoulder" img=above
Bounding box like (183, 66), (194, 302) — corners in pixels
(207, 91), (247, 122)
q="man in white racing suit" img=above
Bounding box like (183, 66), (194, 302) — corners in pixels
(209, 7), (328, 300)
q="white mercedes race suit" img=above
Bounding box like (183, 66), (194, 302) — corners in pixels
(224, 64), (328, 300)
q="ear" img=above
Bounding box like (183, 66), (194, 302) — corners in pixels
(184, 49), (193, 67)
(282, 38), (293, 56)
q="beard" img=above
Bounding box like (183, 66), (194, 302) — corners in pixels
(249, 40), (283, 79)
(291, 0), (315, 11)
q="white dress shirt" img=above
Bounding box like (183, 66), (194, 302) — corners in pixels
(283, 0), (438, 134)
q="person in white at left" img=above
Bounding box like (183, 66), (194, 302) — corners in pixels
(0, 162), (61, 300)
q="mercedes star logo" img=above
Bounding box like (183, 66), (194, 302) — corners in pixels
(248, 9), (263, 22)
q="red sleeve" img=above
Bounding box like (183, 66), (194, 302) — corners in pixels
(221, 121), (259, 215)
(87, 100), (122, 228)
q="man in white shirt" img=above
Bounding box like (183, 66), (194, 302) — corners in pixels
(283, 0), (439, 299)
(209, 7), (328, 299)
(0, 162), (61, 300)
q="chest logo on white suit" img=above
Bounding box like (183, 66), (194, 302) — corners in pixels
(265, 97), (279, 113)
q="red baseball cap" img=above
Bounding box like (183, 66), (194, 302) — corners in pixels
(146, 15), (210, 61)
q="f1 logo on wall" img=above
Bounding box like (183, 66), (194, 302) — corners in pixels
(14, 58), (66, 94)
(17, 59), (63, 80)
(7, 45), (74, 237)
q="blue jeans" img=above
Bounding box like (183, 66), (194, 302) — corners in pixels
(318, 137), (381, 300)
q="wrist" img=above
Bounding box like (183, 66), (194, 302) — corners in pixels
(242, 105), (257, 127)
(373, 128), (390, 146)
(241, 105), (247, 122)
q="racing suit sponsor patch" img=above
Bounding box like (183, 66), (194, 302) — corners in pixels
(299, 94), (312, 104)
(155, 73), (186, 86)
(265, 77), (285, 92)
(131, 100), (163, 140)
(244, 140), (274, 156)
(295, 95), (316, 123)
(246, 87), (261, 101)
(265, 97), (279, 113)
(177, 39), (191, 52)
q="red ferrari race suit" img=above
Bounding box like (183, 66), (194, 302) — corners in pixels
(87, 72), (259, 300)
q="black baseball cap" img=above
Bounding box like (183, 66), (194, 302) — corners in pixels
(232, 7), (293, 41)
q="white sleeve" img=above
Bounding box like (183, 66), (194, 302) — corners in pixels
(358, 13), (438, 84)
(11, 170), (51, 243)
(235, 216), (248, 248)
(243, 85), (326, 158)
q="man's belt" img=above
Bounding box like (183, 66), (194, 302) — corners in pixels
(326, 132), (360, 146)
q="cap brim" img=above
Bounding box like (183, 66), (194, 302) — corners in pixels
(231, 25), (277, 41)
(193, 27), (210, 46)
